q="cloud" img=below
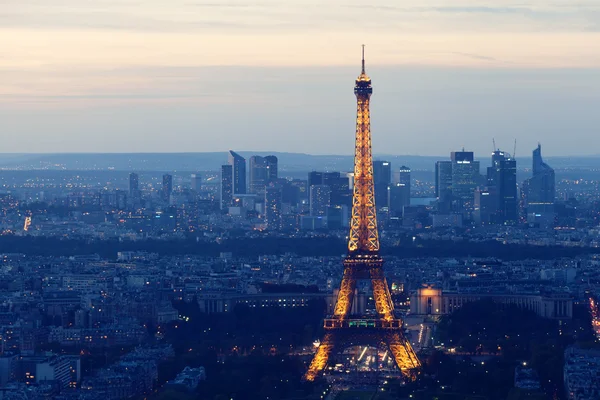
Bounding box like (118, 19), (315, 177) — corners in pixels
(185, 2), (264, 8)
(432, 6), (533, 14)
(0, 11), (288, 33)
(0, 94), (204, 100)
(344, 4), (537, 15)
(452, 52), (500, 62)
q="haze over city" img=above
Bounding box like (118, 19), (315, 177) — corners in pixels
(2, 0), (600, 156)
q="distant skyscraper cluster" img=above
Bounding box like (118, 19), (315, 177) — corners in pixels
(220, 151), (282, 228)
(217, 144), (555, 231)
(366, 160), (413, 216)
(434, 149), (516, 225)
(304, 171), (352, 229)
(473, 150), (518, 224)
(432, 144), (554, 227)
(123, 171), (209, 222)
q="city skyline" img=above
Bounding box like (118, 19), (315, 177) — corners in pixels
(2, 3), (600, 399)
(2, 1), (600, 155)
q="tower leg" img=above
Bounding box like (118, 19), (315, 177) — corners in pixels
(333, 275), (357, 318)
(386, 331), (421, 377)
(370, 268), (394, 321)
(304, 332), (336, 382)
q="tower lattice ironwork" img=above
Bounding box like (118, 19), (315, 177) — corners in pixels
(304, 46), (421, 382)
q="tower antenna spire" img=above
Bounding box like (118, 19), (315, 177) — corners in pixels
(361, 44), (366, 73)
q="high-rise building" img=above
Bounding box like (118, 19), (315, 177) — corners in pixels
(228, 150), (246, 194)
(307, 172), (351, 210)
(323, 172), (351, 208)
(162, 174), (173, 202)
(346, 172), (355, 191)
(249, 156), (268, 194)
(326, 205), (349, 230)
(388, 183), (410, 217)
(129, 173), (139, 196)
(264, 185), (282, 230)
(524, 144), (555, 204)
(398, 166), (411, 194)
(373, 160), (391, 209)
(129, 173), (140, 207)
(474, 186), (498, 225)
(373, 161), (392, 182)
(220, 165), (233, 210)
(522, 144), (555, 226)
(309, 185), (331, 216)
(190, 173), (202, 192)
(435, 161), (452, 201)
(289, 179), (307, 201)
(279, 180), (300, 206)
(308, 171), (323, 188)
(486, 150), (517, 223)
(450, 151), (480, 212)
(265, 155), (278, 182)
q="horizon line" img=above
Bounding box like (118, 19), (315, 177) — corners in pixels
(0, 151), (598, 159)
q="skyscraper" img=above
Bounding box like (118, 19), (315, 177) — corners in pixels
(398, 166), (411, 195)
(129, 173), (139, 196)
(264, 155), (278, 182)
(373, 160), (391, 209)
(220, 165), (233, 210)
(162, 174), (173, 203)
(473, 186), (498, 225)
(522, 144), (555, 225)
(291, 179), (308, 201)
(264, 185), (282, 230)
(190, 173), (202, 192)
(524, 144), (555, 204)
(308, 171), (323, 188)
(323, 172), (351, 208)
(435, 161), (452, 200)
(309, 185), (331, 216)
(388, 183), (410, 217)
(280, 180), (301, 206)
(228, 150), (246, 195)
(450, 151), (480, 212)
(486, 150), (517, 223)
(249, 156), (268, 194)
(307, 172), (351, 210)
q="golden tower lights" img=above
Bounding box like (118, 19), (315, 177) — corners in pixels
(304, 46), (421, 382)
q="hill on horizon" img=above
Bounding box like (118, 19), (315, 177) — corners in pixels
(0, 152), (599, 172)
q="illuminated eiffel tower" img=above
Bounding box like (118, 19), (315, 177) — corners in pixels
(304, 46), (421, 382)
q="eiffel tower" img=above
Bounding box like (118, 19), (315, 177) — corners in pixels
(304, 46), (421, 382)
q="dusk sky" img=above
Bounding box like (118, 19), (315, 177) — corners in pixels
(2, 0), (600, 156)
